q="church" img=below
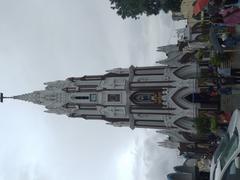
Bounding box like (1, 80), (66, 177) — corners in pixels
(1, 45), (217, 135)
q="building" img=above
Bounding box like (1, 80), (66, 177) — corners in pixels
(2, 40), (222, 135)
(0, 53), (206, 133)
(167, 160), (210, 180)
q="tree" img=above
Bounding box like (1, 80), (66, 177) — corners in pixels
(110, 0), (182, 19)
(195, 116), (211, 135)
(160, 0), (182, 13)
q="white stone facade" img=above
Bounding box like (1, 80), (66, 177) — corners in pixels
(13, 52), (200, 133)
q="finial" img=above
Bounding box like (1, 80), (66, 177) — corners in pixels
(0, 93), (14, 103)
(0, 93), (3, 102)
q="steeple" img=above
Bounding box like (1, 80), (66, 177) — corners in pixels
(13, 90), (68, 106)
(13, 91), (43, 105)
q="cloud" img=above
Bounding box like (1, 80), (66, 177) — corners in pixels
(0, 1), (186, 180)
(18, 164), (49, 180)
(131, 132), (184, 180)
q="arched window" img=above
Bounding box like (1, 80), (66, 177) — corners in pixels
(130, 91), (164, 106)
(173, 65), (197, 80)
(171, 87), (189, 109)
(174, 117), (194, 131)
(178, 53), (195, 64)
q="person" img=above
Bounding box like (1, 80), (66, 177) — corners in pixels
(220, 76), (240, 84)
(218, 111), (231, 124)
(208, 64), (217, 76)
(219, 7), (240, 26)
(221, 34), (240, 48)
(224, 0), (239, 5)
(212, 78), (240, 95)
(208, 85), (235, 95)
(218, 87), (232, 95)
(215, 111), (231, 132)
(213, 77), (239, 86)
(217, 67), (240, 77)
(186, 92), (219, 104)
(209, 0), (222, 6)
(210, 15), (224, 24)
(207, 86), (218, 96)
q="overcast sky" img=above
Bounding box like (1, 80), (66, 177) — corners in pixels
(0, 1), (184, 180)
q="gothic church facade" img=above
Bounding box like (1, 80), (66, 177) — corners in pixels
(12, 45), (205, 134)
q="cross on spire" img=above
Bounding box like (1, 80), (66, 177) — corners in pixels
(0, 93), (13, 103)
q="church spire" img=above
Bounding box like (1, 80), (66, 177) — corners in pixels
(13, 91), (43, 105)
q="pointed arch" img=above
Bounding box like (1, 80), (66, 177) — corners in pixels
(130, 91), (164, 106)
(171, 87), (193, 109)
(173, 65), (198, 80)
(174, 117), (195, 131)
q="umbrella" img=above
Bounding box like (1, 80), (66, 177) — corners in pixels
(193, 0), (209, 15)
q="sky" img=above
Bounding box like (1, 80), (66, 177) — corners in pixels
(0, 0), (184, 180)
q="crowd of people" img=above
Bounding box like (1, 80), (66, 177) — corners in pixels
(197, 65), (240, 135)
(208, 66), (240, 95)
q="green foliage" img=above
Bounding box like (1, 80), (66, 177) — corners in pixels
(195, 116), (211, 135)
(196, 34), (209, 42)
(160, 0), (182, 13)
(195, 115), (218, 134)
(109, 0), (182, 19)
(196, 49), (204, 60)
(210, 54), (222, 66)
(210, 117), (217, 133)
